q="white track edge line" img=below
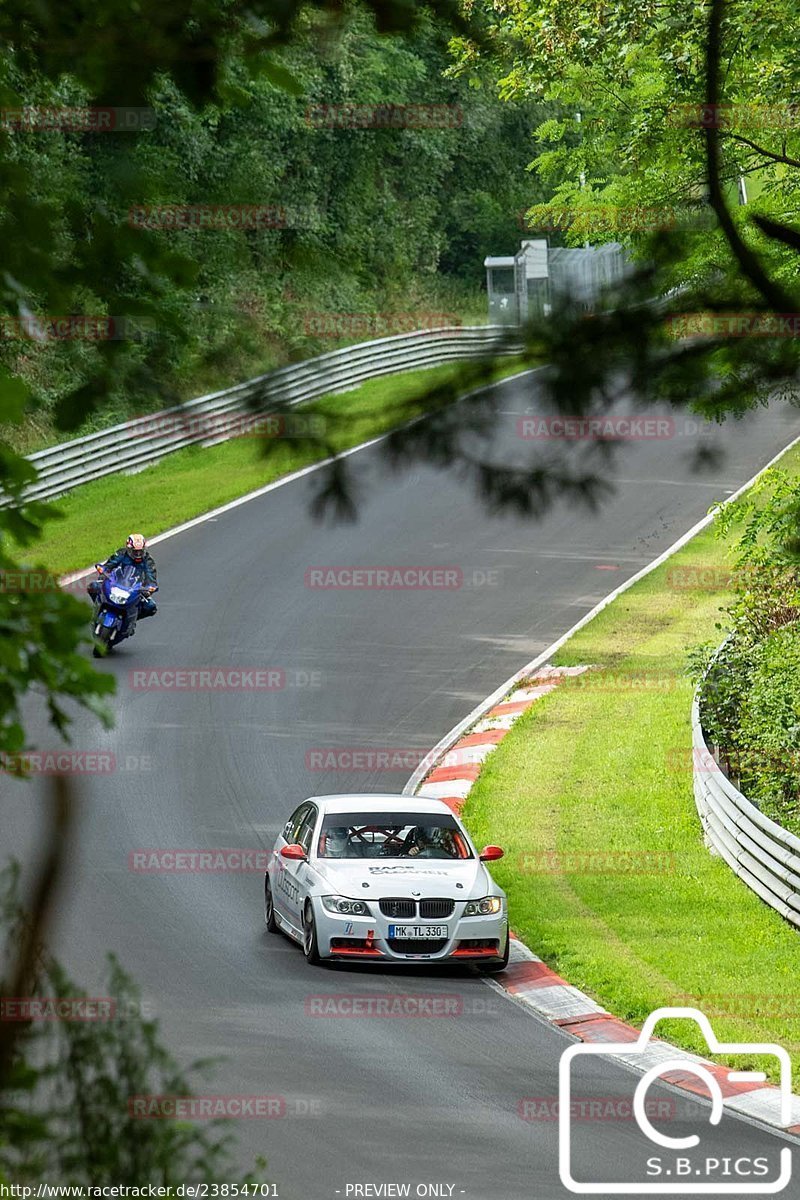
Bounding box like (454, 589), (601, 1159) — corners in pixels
(402, 425), (800, 1140)
(404, 427), (800, 796)
(59, 367), (541, 586)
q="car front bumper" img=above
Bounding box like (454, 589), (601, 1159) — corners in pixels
(313, 900), (508, 963)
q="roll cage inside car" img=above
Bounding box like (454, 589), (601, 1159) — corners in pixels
(315, 812), (473, 860)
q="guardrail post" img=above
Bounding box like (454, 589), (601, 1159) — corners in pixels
(12, 325), (522, 505)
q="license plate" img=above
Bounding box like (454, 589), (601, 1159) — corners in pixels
(388, 924), (448, 939)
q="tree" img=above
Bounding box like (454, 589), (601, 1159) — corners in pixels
(446, 0), (800, 420)
(0, 1), (541, 760)
(0, 856), (256, 1183)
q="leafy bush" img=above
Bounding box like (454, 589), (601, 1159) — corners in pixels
(732, 625), (800, 832)
(0, 865), (259, 1184)
(694, 469), (800, 831)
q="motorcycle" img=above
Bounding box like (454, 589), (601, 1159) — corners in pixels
(91, 564), (158, 657)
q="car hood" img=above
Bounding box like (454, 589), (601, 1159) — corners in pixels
(312, 858), (500, 899)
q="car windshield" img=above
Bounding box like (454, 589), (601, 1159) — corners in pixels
(317, 811), (472, 860)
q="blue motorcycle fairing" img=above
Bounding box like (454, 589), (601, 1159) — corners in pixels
(102, 564), (143, 606)
(93, 564), (144, 647)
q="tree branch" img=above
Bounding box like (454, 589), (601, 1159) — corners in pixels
(725, 132), (800, 170)
(704, 0), (796, 312)
(0, 775), (75, 1089)
(751, 214), (800, 254)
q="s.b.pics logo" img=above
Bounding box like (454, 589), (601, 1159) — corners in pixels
(559, 1008), (793, 1194)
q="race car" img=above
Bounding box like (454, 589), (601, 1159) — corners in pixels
(264, 794), (509, 970)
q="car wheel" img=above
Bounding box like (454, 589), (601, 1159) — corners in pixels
(302, 901), (321, 965)
(264, 877), (279, 933)
(477, 926), (510, 974)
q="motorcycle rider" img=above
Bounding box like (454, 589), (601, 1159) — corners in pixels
(88, 533), (158, 619)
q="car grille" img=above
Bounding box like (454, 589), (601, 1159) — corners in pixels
(388, 938), (449, 955)
(379, 898), (415, 919)
(379, 898), (455, 919)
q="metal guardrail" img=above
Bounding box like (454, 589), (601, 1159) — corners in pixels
(692, 690), (800, 929)
(23, 325), (520, 503)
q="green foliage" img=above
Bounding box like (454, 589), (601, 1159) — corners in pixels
(0, 2), (541, 760)
(461, 460), (800, 1073)
(1, 13), (539, 440)
(0, 397), (114, 759)
(457, 0), (800, 263)
(0, 865), (253, 1184)
(734, 626), (800, 830)
(697, 468), (800, 831)
(452, 0), (800, 476)
(716, 467), (800, 570)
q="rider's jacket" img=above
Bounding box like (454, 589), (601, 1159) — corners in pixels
(103, 548), (158, 586)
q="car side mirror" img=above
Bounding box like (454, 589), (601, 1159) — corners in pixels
(479, 845), (504, 862)
(280, 843), (307, 861)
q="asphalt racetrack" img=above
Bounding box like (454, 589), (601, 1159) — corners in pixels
(5, 373), (800, 1199)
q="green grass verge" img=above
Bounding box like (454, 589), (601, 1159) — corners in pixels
(464, 442), (800, 1078)
(26, 359), (526, 577)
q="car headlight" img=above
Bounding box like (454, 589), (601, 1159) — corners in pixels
(321, 896), (370, 916)
(463, 896), (502, 916)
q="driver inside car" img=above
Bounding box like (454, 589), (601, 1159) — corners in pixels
(319, 826), (355, 858)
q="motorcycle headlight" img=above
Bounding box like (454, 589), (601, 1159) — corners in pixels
(463, 896), (502, 916)
(321, 896), (370, 916)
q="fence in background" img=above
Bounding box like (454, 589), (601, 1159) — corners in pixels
(23, 325), (520, 504)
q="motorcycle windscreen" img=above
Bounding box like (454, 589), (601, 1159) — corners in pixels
(108, 564), (142, 595)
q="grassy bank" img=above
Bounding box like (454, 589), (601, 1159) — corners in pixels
(26, 359), (525, 577)
(4, 292), (488, 457)
(464, 442), (800, 1077)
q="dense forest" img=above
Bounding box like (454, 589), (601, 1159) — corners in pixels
(4, 0), (800, 1186)
(1, 12), (545, 447)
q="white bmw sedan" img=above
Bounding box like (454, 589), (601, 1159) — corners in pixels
(264, 794), (509, 970)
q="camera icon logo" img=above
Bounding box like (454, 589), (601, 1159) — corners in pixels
(559, 1006), (793, 1194)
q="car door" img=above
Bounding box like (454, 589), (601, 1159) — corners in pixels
(281, 804), (318, 929)
(273, 802), (311, 926)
